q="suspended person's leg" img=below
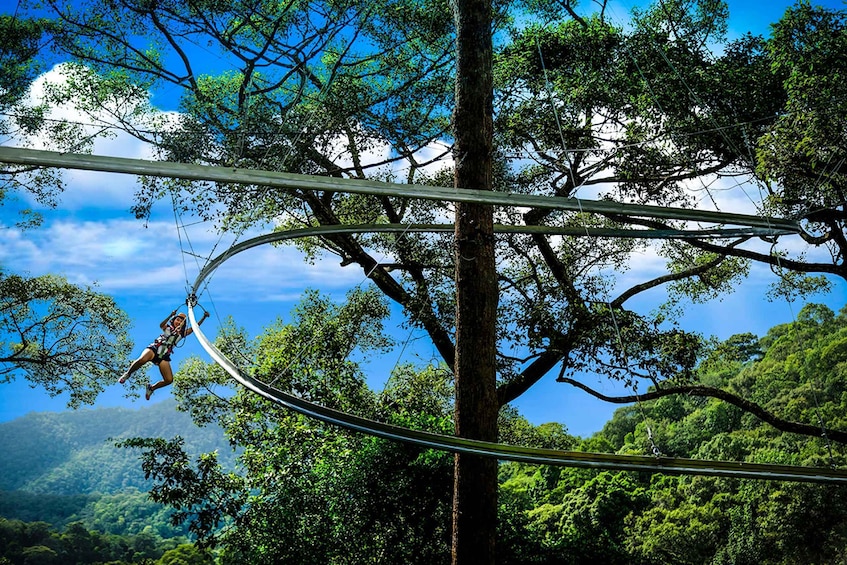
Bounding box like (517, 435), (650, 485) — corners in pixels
(146, 359), (175, 400)
(119, 348), (156, 383)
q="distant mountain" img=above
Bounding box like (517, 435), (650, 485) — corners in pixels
(0, 399), (234, 494)
(0, 400), (234, 535)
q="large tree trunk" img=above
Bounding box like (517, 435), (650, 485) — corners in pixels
(452, 0), (498, 563)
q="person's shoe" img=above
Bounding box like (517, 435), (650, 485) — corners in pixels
(145, 384), (154, 400)
(118, 372), (130, 384)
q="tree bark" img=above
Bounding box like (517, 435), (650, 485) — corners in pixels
(452, 0), (498, 563)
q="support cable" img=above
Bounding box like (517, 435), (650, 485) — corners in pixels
(537, 22), (663, 455)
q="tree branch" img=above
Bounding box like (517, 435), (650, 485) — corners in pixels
(611, 253), (728, 307)
(559, 378), (847, 443)
(607, 212), (845, 279)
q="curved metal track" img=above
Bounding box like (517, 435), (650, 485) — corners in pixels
(0, 146), (834, 481)
(191, 223), (793, 287)
(187, 225), (847, 484)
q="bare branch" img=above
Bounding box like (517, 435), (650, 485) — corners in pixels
(559, 377), (847, 443)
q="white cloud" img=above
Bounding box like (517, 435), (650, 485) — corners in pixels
(4, 64), (177, 211)
(0, 64), (424, 317)
(0, 213), (365, 309)
(1, 218), (172, 285)
(207, 240), (363, 296)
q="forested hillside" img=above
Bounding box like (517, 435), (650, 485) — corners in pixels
(3, 0), (847, 562)
(0, 399), (234, 537)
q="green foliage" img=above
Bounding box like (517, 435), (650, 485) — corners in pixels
(499, 468), (649, 564)
(7, 300), (847, 563)
(6, 0), (847, 561)
(499, 406), (576, 450)
(126, 396), (455, 563)
(158, 544), (214, 565)
(19, 0), (834, 426)
(628, 489), (726, 564)
(120, 289), (453, 563)
(0, 14), (54, 229)
(0, 491), (92, 527)
(0, 272), (133, 408)
(495, 304), (847, 563)
(381, 363), (454, 434)
(0, 401), (234, 495)
(0, 15), (52, 114)
(117, 437), (245, 546)
(121, 289), (847, 564)
(607, 304), (847, 563)
(665, 248), (750, 305)
(252, 287), (392, 414)
(0, 517), (189, 565)
(758, 1), (847, 215)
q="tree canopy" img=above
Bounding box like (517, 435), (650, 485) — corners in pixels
(119, 302), (847, 563)
(6, 0), (842, 435)
(0, 15), (135, 407)
(0, 272), (133, 408)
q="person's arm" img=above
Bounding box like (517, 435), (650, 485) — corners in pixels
(183, 312), (209, 337)
(161, 310), (176, 330)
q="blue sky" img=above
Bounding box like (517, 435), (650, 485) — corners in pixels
(1, 0), (845, 438)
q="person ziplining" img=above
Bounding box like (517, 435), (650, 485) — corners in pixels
(119, 307), (210, 400)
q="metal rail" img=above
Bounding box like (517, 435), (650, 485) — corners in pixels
(192, 224), (793, 289)
(0, 146), (800, 232)
(186, 226), (847, 484)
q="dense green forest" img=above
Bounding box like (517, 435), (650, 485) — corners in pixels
(0, 401), (233, 563)
(0, 400), (235, 496)
(0, 518), (210, 565)
(3, 304), (847, 563)
(113, 303), (845, 564)
(498, 303), (847, 564)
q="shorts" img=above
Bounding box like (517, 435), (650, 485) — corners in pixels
(146, 346), (172, 364)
